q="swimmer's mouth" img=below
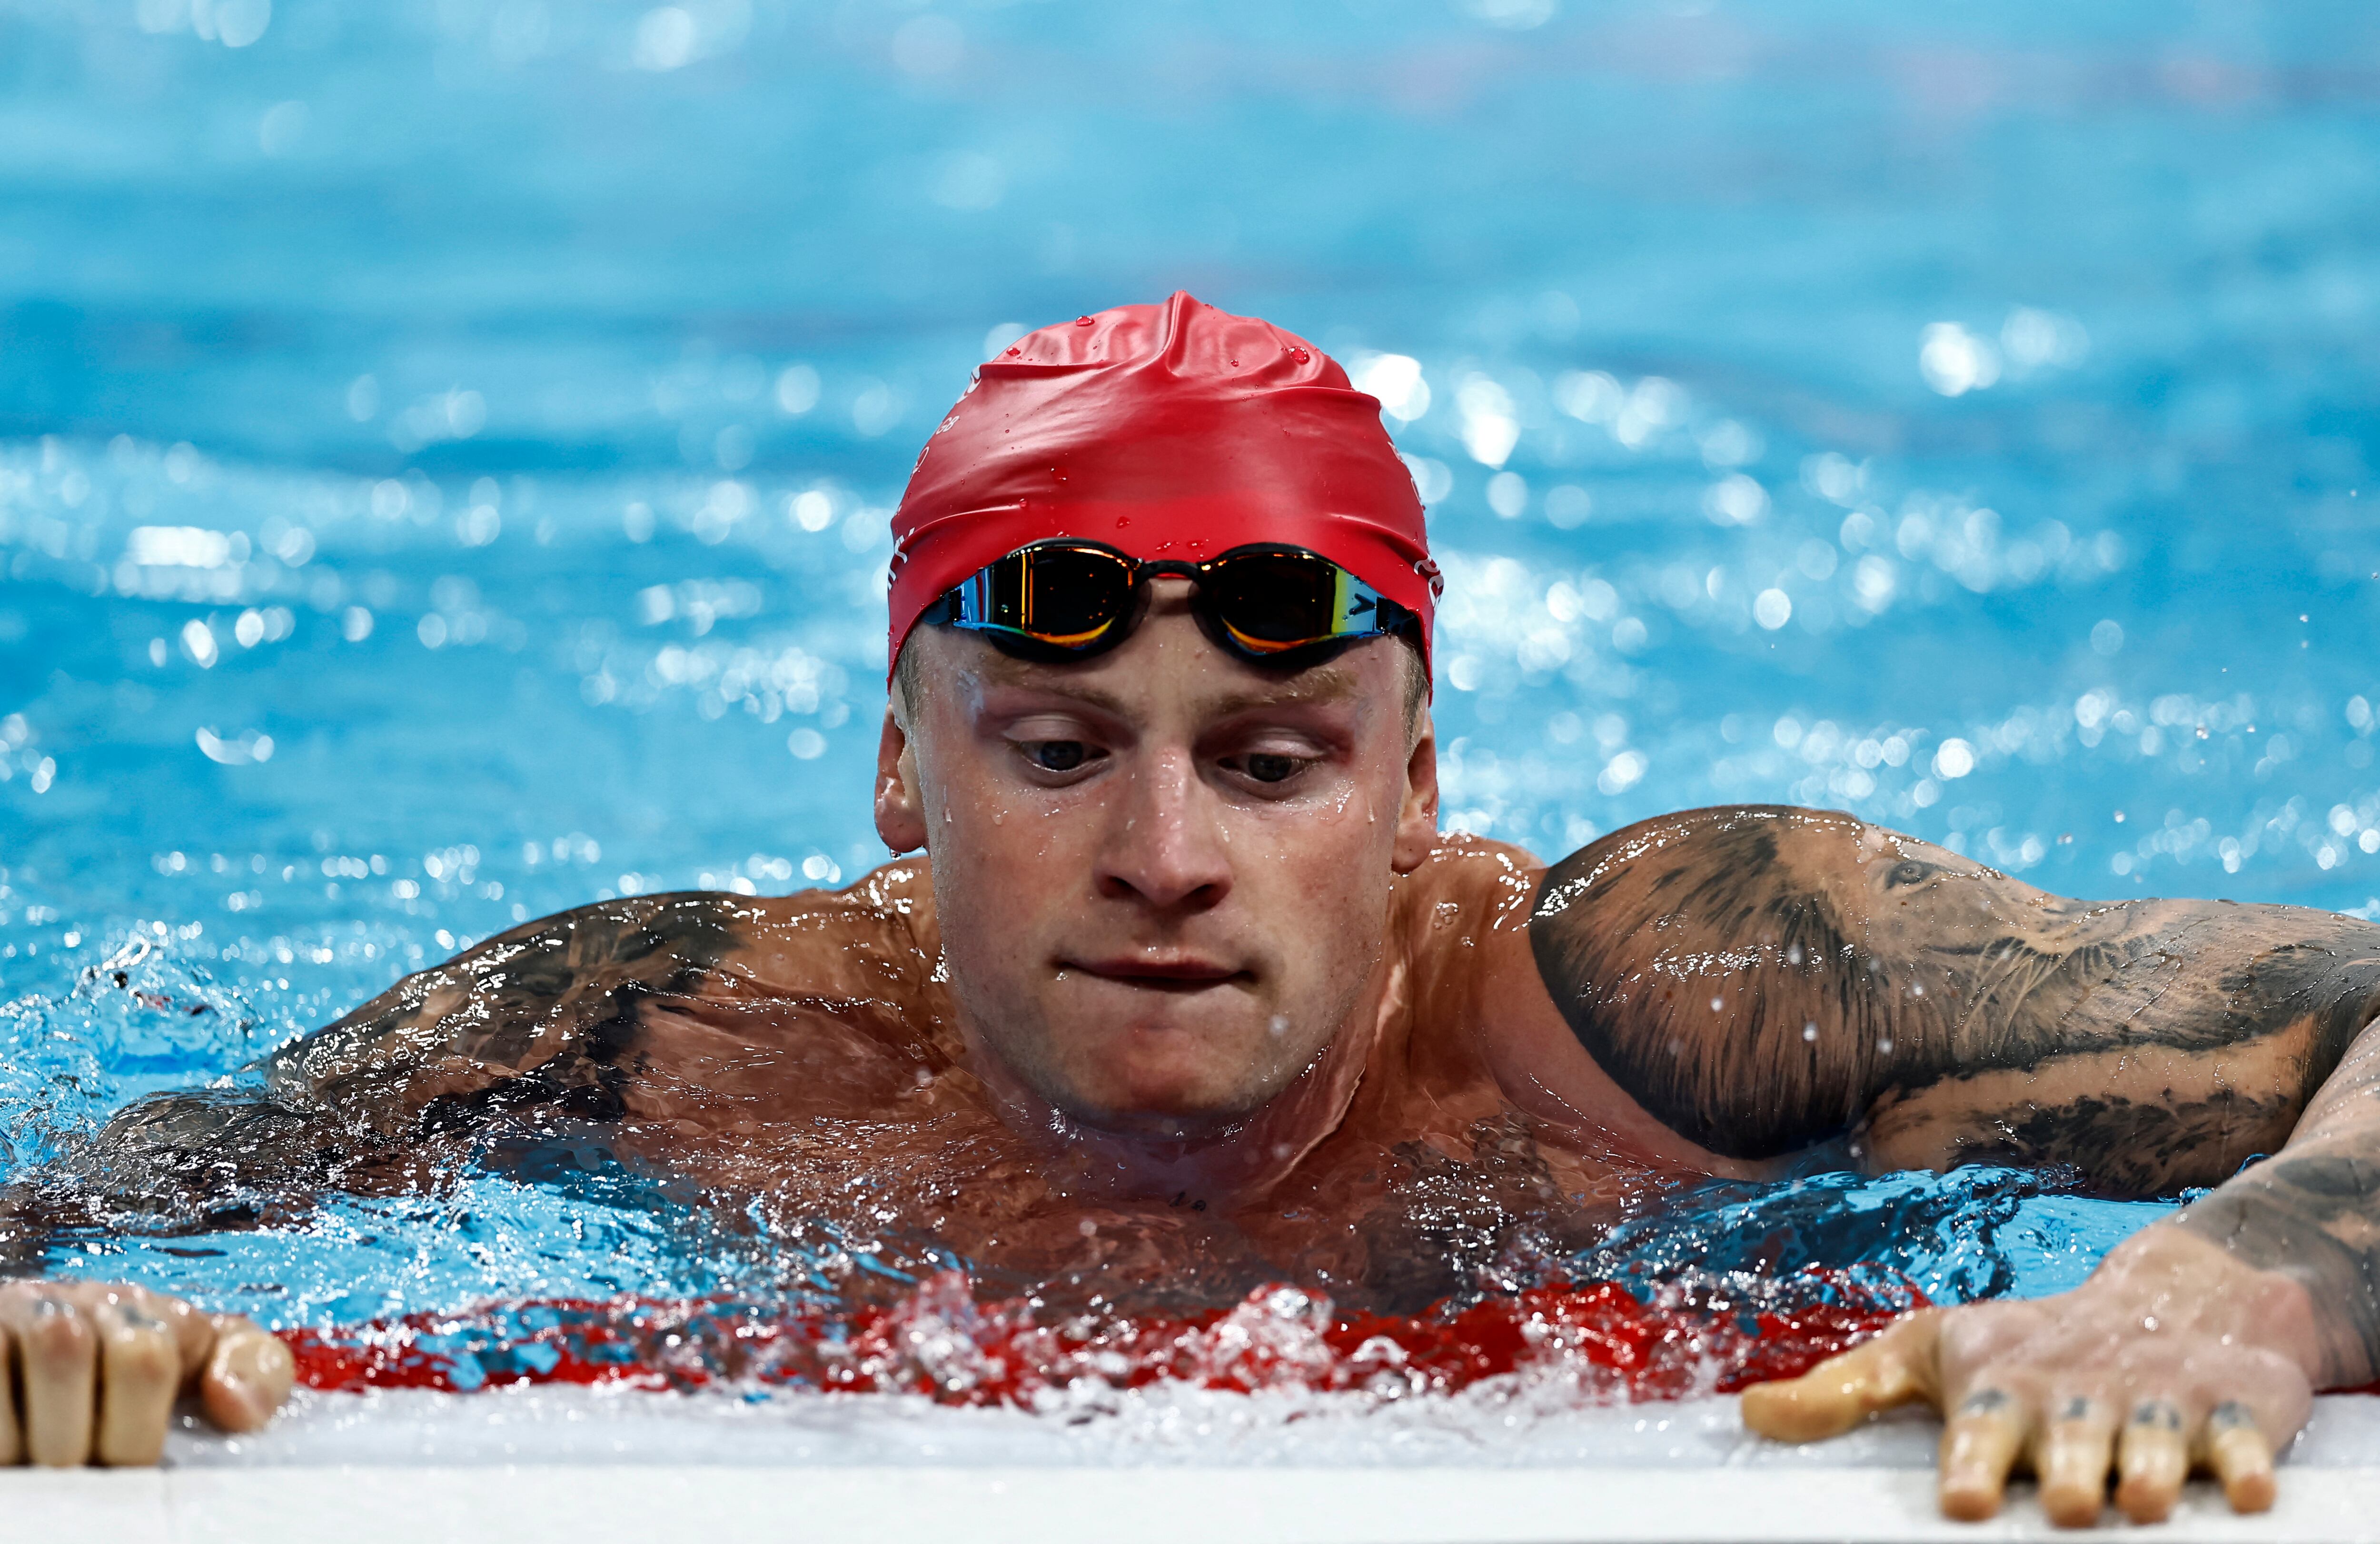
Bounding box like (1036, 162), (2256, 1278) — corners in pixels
(1063, 957), (1249, 993)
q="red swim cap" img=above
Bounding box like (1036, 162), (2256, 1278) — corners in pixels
(887, 292), (1438, 685)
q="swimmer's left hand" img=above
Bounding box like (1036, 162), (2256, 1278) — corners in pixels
(1739, 1226), (2320, 1527)
(0, 1279), (295, 1466)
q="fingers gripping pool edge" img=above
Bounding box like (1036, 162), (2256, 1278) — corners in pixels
(92, 1300), (181, 1467)
(0, 1287), (96, 1467)
(2201, 1401), (2278, 1514)
(0, 1286), (293, 1468)
(2033, 1396), (2118, 1527)
(201, 1314), (297, 1434)
(2112, 1398), (2190, 1524)
(1937, 1386), (2029, 1522)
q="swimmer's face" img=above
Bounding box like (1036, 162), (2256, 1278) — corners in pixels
(875, 579), (1438, 1138)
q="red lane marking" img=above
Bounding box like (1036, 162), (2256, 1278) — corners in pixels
(277, 1269), (1924, 1405)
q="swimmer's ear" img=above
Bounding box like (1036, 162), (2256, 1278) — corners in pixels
(874, 707), (929, 854)
(1391, 711), (1438, 874)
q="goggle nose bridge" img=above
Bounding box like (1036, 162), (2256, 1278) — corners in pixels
(1133, 560), (1204, 580)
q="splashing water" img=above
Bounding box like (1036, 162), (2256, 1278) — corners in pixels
(278, 1269), (1926, 1406)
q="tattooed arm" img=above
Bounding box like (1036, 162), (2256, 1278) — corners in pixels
(1526, 805), (2380, 1524)
(0, 892), (775, 1468)
(50, 893), (754, 1227)
(264, 891), (746, 1135)
(63, 859), (960, 1224)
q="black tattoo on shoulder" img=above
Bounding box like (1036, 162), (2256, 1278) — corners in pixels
(1529, 805), (2380, 1191)
(0, 896), (750, 1252)
(270, 893), (747, 1134)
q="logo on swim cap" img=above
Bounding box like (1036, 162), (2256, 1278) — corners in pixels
(886, 291), (1438, 683)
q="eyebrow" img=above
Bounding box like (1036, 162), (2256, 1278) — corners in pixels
(966, 649), (1367, 722)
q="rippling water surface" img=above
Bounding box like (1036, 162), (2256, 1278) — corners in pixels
(2, 0), (2378, 1407)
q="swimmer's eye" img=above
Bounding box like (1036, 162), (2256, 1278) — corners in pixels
(1884, 859), (1936, 889)
(1021, 740), (1094, 773)
(1244, 753), (1301, 784)
(1216, 750), (1313, 787)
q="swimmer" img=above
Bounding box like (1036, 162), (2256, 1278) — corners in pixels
(17, 294), (2380, 1527)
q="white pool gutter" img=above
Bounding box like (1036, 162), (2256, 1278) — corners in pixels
(9, 1388), (2380, 1543)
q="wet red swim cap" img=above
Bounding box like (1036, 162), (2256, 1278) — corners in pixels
(887, 291), (1438, 684)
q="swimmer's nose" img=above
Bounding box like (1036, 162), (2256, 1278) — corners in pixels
(1094, 747), (1231, 913)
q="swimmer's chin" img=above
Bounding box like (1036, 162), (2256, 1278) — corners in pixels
(1039, 1060), (1281, 1142)
(1053, 1098), (1263, 1144)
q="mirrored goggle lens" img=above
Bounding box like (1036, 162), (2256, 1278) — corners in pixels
(1203, 551), (1390, 655)
(954, 545), (1136, 649)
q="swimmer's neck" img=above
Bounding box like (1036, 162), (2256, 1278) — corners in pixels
(954, 990), (1386, 1209)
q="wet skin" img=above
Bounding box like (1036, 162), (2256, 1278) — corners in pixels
(25, 588), (2380, 1523)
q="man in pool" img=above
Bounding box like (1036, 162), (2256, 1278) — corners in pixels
(16, 294), (2380, 1526)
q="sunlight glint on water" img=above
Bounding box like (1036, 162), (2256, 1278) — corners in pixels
(3, 0), (2379, 1412)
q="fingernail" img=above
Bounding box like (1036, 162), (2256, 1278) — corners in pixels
(1939, 1478), (2003, 1522)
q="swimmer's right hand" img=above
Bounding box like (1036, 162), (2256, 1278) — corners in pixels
(0, 1279), (294, 1466)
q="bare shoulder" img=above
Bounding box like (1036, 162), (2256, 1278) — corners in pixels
(1527, 803), (2380, 1189)
(1383, 830), (1545, 1045)
(1386, 830), (1757, 1174)
(1388, 833), (1544, 944)
(268, 860), (945, 1121)
(63, 865), (952, 1218)
(727, 858), (940, 997)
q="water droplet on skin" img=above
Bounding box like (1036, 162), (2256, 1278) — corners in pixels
(1709, 996), (1724, 1012)
(1877, 1037), (1894, 1054)
(1268, 1015), (1290, 1037)
(1802, 1022), (1818, 1042)
(1078, 1217), (1097, 1236)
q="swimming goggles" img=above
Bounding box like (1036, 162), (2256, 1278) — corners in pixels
(920, 540), (1420, 667)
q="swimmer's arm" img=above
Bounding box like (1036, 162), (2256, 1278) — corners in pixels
(262, 891), (751, 1131)
(1526, 804), (2380, 1195)
(0, 899), (752, 1457)
(2172, 1016), (2380, 1387)
(49, 895), (753, 1221)
(1529, 805), (2380, 1520)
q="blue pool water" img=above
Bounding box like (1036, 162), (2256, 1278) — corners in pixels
(1, 0), (2378, 1358)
